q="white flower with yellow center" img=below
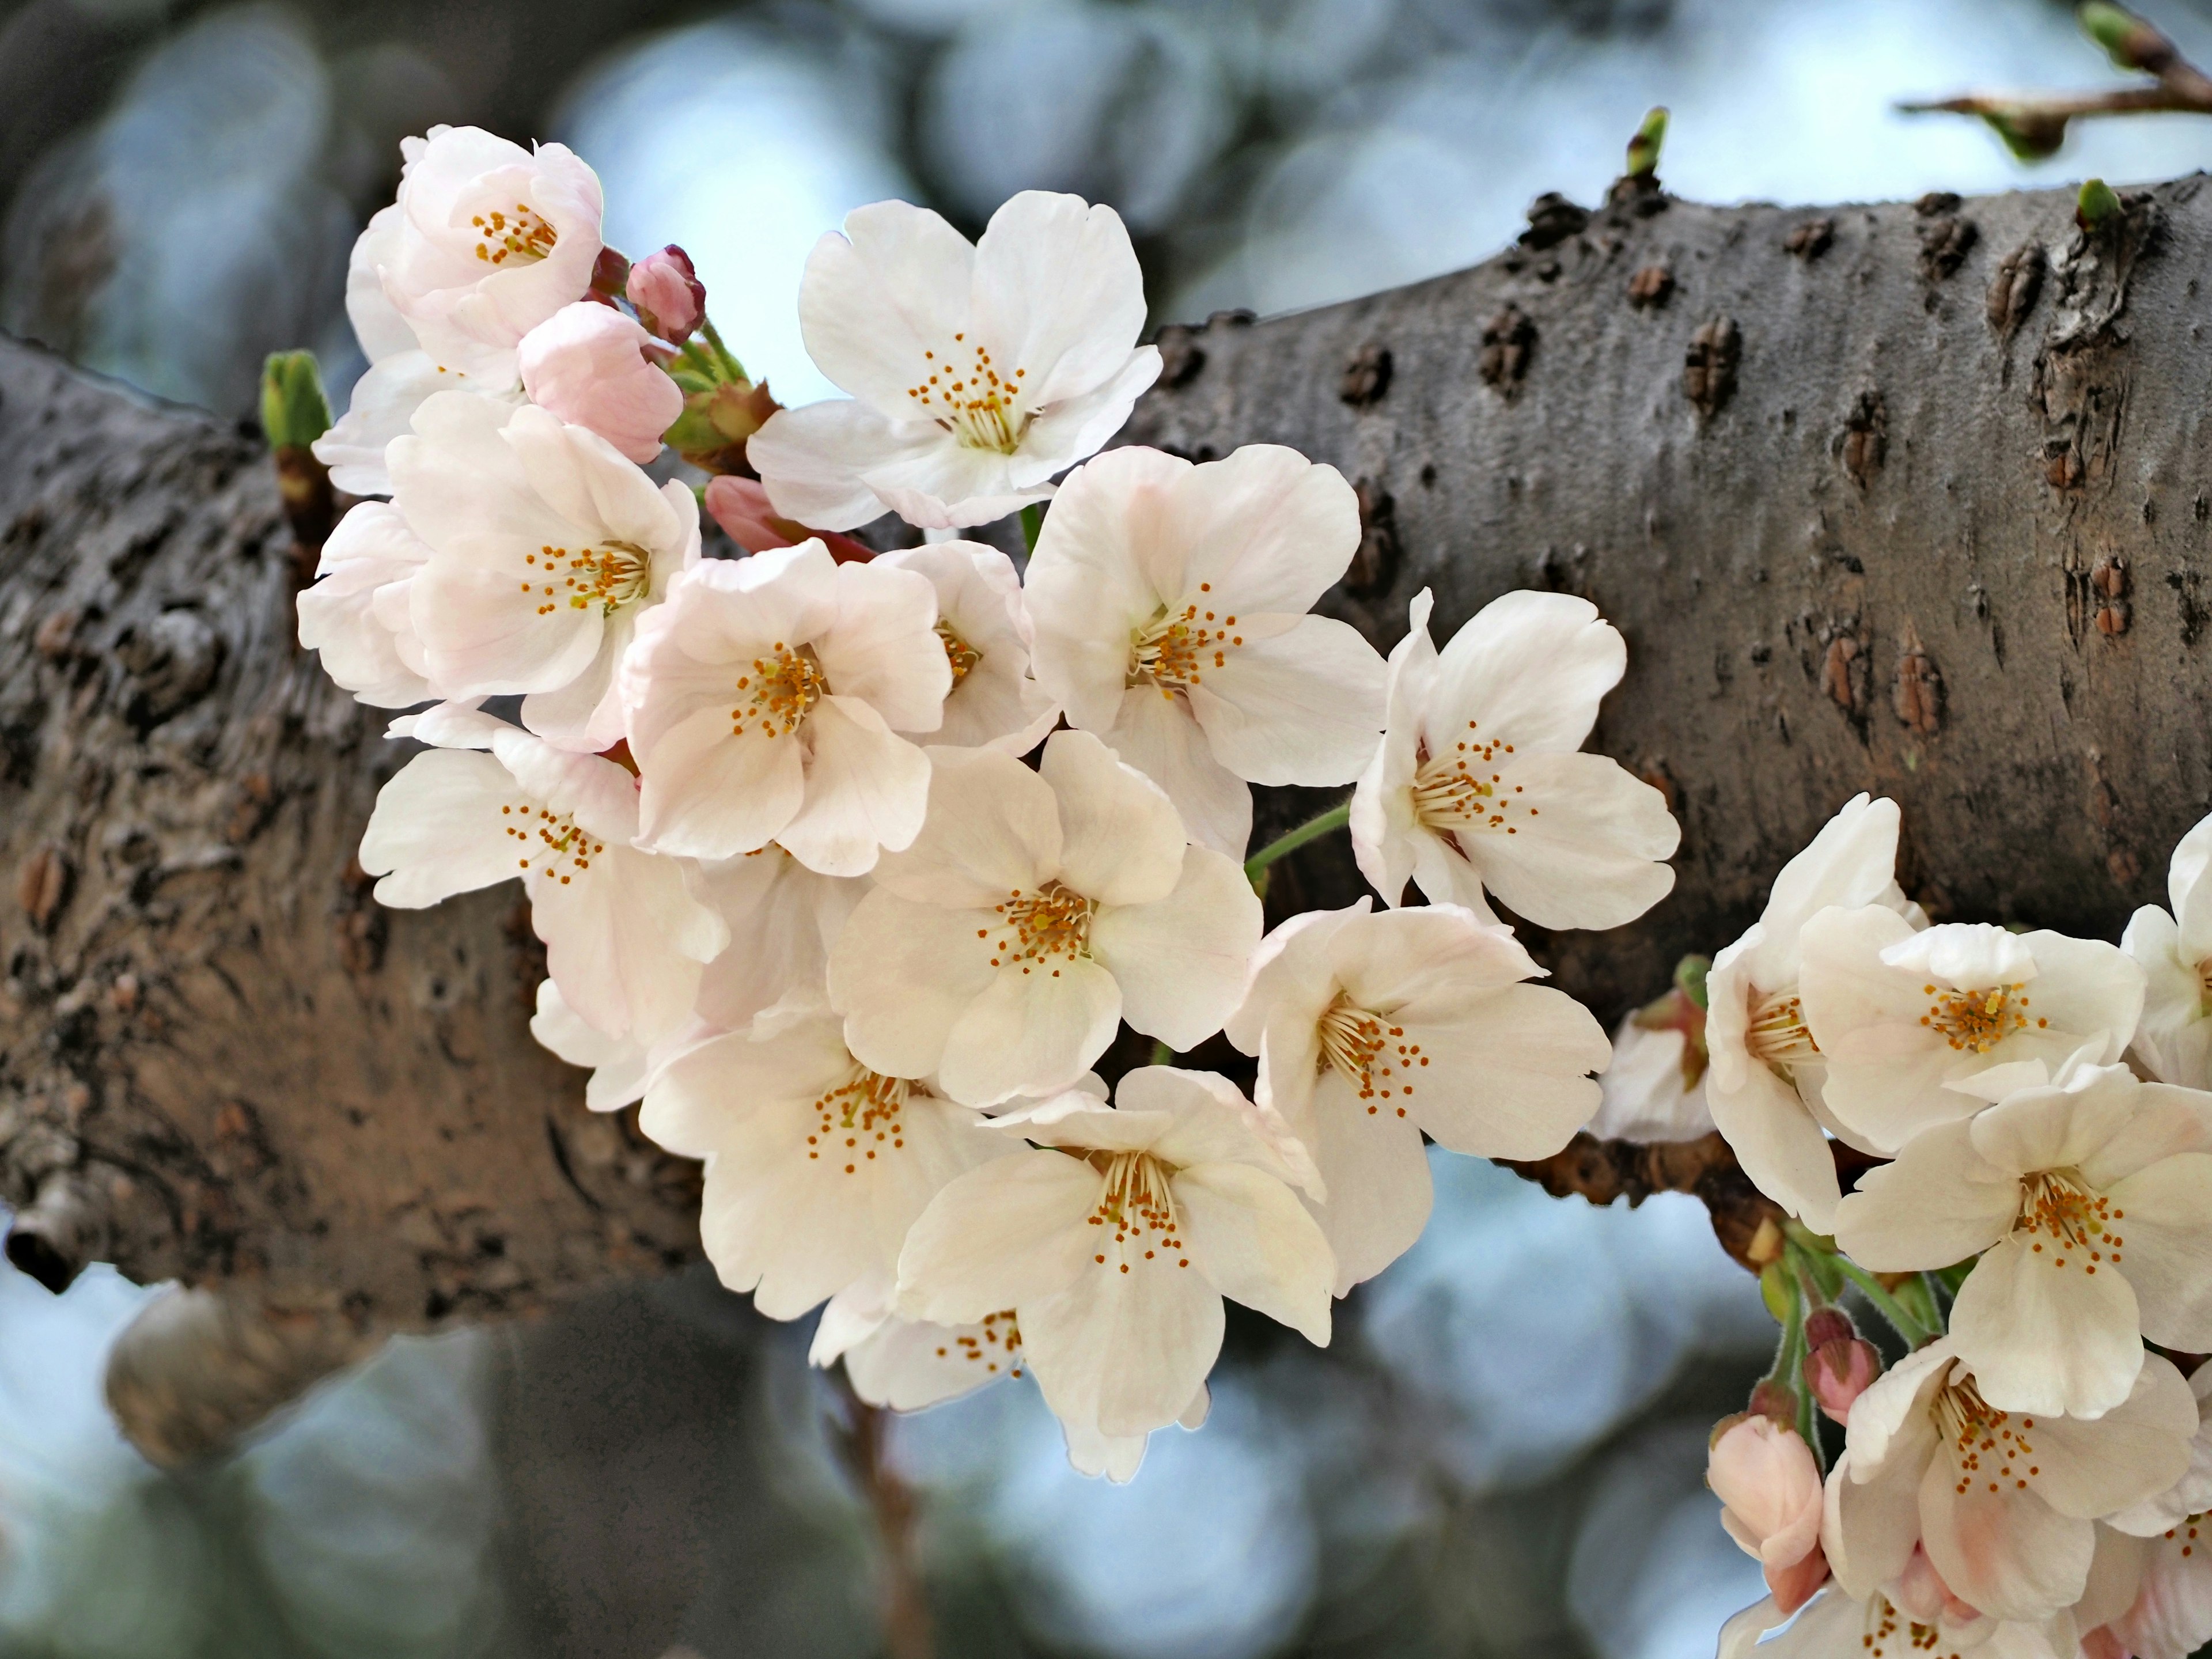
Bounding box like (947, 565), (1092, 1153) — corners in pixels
(638, 1006), (1013, 1320)
(1024, 444), (1389, 857)
(895, 1068), (1332, 1471)
(1350, 588), (1680, 930)
(747, 191), (1161, 531)
(1224, 899), (1608, 1293)
(1824, 1338), (2196, 1624)
(1834, 1055), (2212, 1419)
(391, 392), (700, 752)
(827, 732), (1263, 1108)
(2123, 813), (2212, 1090)
(620, 540), (950, 877)
(874, 542), (1060, 753)
(1798, 913), (2145, 1154)
(358, 714), (727, 1043)
(1705, 794), (1924, 1232)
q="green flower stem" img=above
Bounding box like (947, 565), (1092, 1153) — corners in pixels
(1832, 1256), (1936, 1345)
(1020, 502), (1045, 552)
(699, 315), (747, 382)
(1243, 801), (1352, 892)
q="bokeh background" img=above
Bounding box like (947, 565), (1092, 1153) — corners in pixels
(1, 1), (2209, 1655)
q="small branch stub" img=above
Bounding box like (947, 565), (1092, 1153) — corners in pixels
(1480, 305), (1537, 393)
(1785, 218), (1835, 260)
(1627, 264), (1675, 309)
(1684, 317), (1740, 419)
(1339, 342), (1393, 407)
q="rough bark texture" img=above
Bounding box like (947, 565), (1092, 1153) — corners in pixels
(3, 171), (2210, 1427)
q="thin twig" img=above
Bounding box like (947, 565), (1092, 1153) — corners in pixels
(828, 1372), (933, 1659)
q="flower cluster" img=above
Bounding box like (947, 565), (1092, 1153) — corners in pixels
(299, 126), (1681, 1483)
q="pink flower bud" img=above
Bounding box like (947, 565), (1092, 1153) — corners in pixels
(1707, 1416), (1830, 1616)
(703, 476), (873, 563)
(517, 301), (684, 464)
(1805, 1335), (1883, 1425)
(2079, 1630), (2130, 1659)
(1748, 1378), (1800, 1428)
(627, 245), (706, 343)
(1804, 1307), (1855, 1350)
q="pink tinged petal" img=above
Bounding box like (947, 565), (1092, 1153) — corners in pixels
(1039, 728), (1186, 907)
(1092, 846), (1265, 1052)
(860, 448), (1052, 532)
(530, 979), (649, 1112)
(1014, 349), (1161, 482)
(1323, 901), (1535, 1010)
(1918, 1455), (2093, 1624)
(842, 1310), (1024, 1411)
(358, 749), (526, 906)
(937, 957), (1123, 1108)
(1157, 446), (1364, 617)
(412, 555), (607, 696)
(828, 888), (999, 1083)
(1946, 1232), (2145, 1418)
(1171, 1161), (1334, 1343)
(1969, 1067), (2144, 1180)
(1185, 614), (1387, 787)
(516, 301), (683, 463)
(815, 560), (951, 731)
(1099, 685), (1253, 858)
(1225, 902), (1368, 1057)
(895, 1150), (1099, 1325)
(1706, 1059), (1846, 1233)
(798, 200), (978, 415)
(748, 400), (926, 532)
(867, 746), (1061, 908)
(775, 696), (933, 877)
(1823, 1446), (1925, 1600)
(529, 844), (719, 1043)
(2114, 1536), (2212, 1659)
(1449, 750), (1679, 930)
(1020, 1249), (1226, 1440)
(1428, 589), (1626, 753)
(2104, 1153), (2212, 1350)
(2078, 1087), (2212, 1187)
(969, 191), (1147, 404)
(1299, 1080), (1431, 1293)
(2024, 1354), (2199, 1520)
(633, 702), (807, 859)
(1833, 1119), (2019, 1270)
(1122, 1067), (1319, 1194)
(639, 1024), (842, 1161)
(1393, 984), (1607, 1160)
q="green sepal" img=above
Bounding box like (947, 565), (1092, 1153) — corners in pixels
(261, 351), (331, 449)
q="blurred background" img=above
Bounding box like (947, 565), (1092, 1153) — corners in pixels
(2, 0), (2210, 1654)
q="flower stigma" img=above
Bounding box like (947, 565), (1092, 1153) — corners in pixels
(520, 540), (652, 616)
(937, 620), (981, 687)
(2012, 1169), (2123, 1274)
(1409, 721), (1531, 843)
(1315, 993), (1423, 1116)
(1917, 982), (2039, 1052)
(1128, 585), (1243, 699)
(1932, 1372), (2043, 1498)
(904, 333), (1031, 453)
(1085, 1150), (1190, 1273)
(805, 1066), (915, 1173)
(984, 882), (1093, 976)
(501, 800), (603, 888)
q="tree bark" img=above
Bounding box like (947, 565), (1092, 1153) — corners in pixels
(2, 172), (2206, 1440)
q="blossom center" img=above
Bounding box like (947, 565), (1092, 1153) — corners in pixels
(1315, 994), (1425, 1117)
(1128, 585), (1243, 698)
(1916, 980), (2042, 1052)
(1745, 985), (1820, 1074)
(933, 1309), (1024, 1378)
(2012, 1169), (2124, 1272)
(984, 881), (1093, 975)
(471, 202), (558, 266)
(521, 540), (652, 616)
(1083, 1150), (1190, 1274)
(1932, 1373), (2044, 1499)
(1410, 721), (1529, 841)
(805, 1067), (916, 1175)
(904, 332), (1031, 453)
(937, 620), (981, 687)
(730, 642), (828, 740)
(1854, 1596), (1957, 1659)
(500, 799), (603, 887)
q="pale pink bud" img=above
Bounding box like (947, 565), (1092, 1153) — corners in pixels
(703, 476), (873, 563)
(1805, 1335), (1883, 1425)
(2080, 1630), (2130, 1659)
(517, 301), (684, 464)
(626, 245), (705, 343)
(1804, 1307), (1855, 1350)
(1708, 1416), (1830, 1616)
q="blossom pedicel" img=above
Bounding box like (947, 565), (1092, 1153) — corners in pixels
(295, 131), (2208, 1659)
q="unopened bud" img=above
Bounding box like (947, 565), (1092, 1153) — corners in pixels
(2079, 2), (2173, 74)
(703, 476), (873, 564)
(2078, 177), (2123, 232)
(517, 301), (684, 464)
(1805, 1335), (1882, 1424)
(1748, 1377), (1800, 1427)
(1671, 951), (1710, 1010)
(591, 246), (632, 298)
(261, 351), (331, 449)
(1982, 109), (2069, 162)
(1626, 106), (1668, 179)
(628, 246), (706, 343)
(669, 380), (783, 475)
(1707, 1414), (1830, 1616)
(1804, 1306), (1856, 1350)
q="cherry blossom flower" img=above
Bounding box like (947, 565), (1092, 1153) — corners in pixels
(1821, 1337), (2196, 1623)
(1798, 912), (2145, 1155)
(295, 501), (433, 708)
(1710, 1415), (1831, 1615)
(312, 205), (520, 498)
(626, 245), (705, 343)
(1705, 795), (1922, 1232)
(875, 543), (1060, 753)
(895, 1068), (1332, 1464)
(619, 541), (948, 875)
(686, 846), (865, 1035)
(1350, 588), (1679, 929)
(828, 732), (1263, 1107)
(358, 718), (726, 1042)
(1585, 975), (1714, 1144)
(1834, 1055), (2212, 1419)
(2098, 1512), (2212, 1659)
(640, 1005), (1014, 1319)
(702, 476), (872, 562)
(1023, 444), (1387, 855)
(1804, 1308), (1884, 1426)
(516, 300), (684, 464)
(389, 391), (701, 751)
(2122, 813), (2212, 1090)
(1223, 899), (1607, 1291)
(2107, 1357), (2212, 1539)
(377, 125), (605, 376)
(748, 191), (1160, 531)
